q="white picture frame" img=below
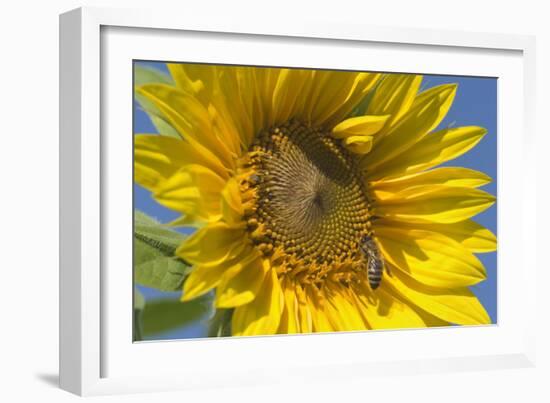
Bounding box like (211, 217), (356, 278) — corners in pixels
(59, 6), (537, 396)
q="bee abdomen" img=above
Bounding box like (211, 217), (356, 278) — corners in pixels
(359, 235), (385, 290)
(367, 257), (384, 289)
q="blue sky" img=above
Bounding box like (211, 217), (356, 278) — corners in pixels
(134, 62), (497, 339)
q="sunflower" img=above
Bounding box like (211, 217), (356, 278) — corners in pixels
(134, 64), (496, 336)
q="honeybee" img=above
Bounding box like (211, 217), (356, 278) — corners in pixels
(359, 234), (385, 290)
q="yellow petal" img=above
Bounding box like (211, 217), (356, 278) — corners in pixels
(135, 134), (229, 192)
(137, 84), (209, 138)
(137, 84), (236, 167)
(364, 84), (457, 169)
(327, 73), (381, 126)
(167, 213), (207, 228)
(270, 69), (310, 125)
(371, 167), (492, 196)
(182, 264), (226, 301)
(375, 185), (495, 224)
(167, 63), (216, 103)
(167, 64), (247, 152)
(308, 71), (381, 126)
(303, 71), (333, 124)
(367, 74), (423, 127)
(295, 284), (313, 333)
(306, 287), (335, 332)
(135, 131), (230, 186)
(209, 67), (254, 151)
(239, 68), (266, 141)
(216, 256), (268, 308)
(277, 280), (301, 334)
(182, 263), (228, 302)
(375, 226), (487, 288)
(409, 220), (497, 253)
(221, 177), (244, 225)
(414, 309), (451, 327)
(134, 134), (188, 191)
(323, 285), (367, 331)
(413, 84), (457, 131)
(352, 283), (427, 329)
(253, 67), (281, 128)
(232, 268), (283, 336)
(385, 269), (491, 325)
(176, 221), (246, 266)
(369, 126), (487, 181)
(153, 165), (225, 221)
(380, 219), (497, 253)
(182, 246), (257, 301)
(342, 135), (374, 154)
(332, 115), (390, 139)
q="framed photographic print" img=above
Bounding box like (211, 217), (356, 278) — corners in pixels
(60, 6), (537, 396)
(132, 61), (498, 340)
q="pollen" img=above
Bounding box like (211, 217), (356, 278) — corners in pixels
(241, 120), (373, 281)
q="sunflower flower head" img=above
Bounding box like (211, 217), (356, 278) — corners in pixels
(135, 65), (496, 336)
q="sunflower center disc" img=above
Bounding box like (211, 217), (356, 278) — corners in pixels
(245, 120), (372, 269)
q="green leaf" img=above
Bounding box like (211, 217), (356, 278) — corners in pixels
(141, 293), (215, 337)
(134, 210), (185, 252)
(134, 287), (145, 311)
(135, 208), (159, 226)
(134, 210), (191, 291)
(208, 309), (233, 337)
(133, 288), (145, 341)
(134, 64), (181, 138)
(134, 249), (189, 291)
